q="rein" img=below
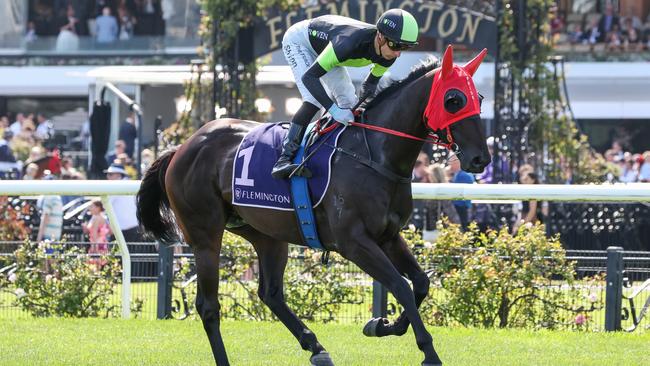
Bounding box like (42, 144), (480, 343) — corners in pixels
(310, 111), (459, 185)
(349, 121), (456, 151)
(315, 114), (458, 152)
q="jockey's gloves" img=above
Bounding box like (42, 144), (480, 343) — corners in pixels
(328, 104), (354, 126)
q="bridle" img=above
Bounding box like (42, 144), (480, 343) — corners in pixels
(316, 91), (485, 154)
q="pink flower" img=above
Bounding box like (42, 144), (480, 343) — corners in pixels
(575, 314), (587, 325)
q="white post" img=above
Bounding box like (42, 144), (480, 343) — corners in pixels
(101, 195), (131, 319)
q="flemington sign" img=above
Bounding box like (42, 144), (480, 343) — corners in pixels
(249, 0), (497, 59)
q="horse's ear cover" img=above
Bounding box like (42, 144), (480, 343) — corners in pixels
(463, 48), (488, 76)
(440, 45), (454, 80)
(423, 45), (486, 130)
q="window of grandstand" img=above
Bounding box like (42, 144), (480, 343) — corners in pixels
(0, 0), (201, 56)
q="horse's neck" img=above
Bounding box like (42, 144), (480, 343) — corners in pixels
(363, 75), (432, 176)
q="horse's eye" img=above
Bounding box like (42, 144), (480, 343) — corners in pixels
(444, 89), (467, 114)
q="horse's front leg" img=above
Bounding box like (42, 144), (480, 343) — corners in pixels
(363, 234), (430, 338)
(230, 226), (333, 366)
(337, 232), (442, 366)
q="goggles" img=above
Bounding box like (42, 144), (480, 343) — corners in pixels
(386, 39), (415, 51)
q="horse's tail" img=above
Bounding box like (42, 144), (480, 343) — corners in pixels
(136, 148), (179, 244)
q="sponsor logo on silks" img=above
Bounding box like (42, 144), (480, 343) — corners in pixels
(383, 18), (397, 29)
(309, 28), (328, 40)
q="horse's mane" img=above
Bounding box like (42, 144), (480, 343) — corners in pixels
(362, 57), (440, 110)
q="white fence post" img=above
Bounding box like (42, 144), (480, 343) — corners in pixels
(101, 195), (131, 319)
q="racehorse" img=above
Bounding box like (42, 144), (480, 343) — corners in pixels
(136, 46), (490, 366)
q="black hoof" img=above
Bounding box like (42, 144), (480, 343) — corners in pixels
(422, 363), (442, 366)
(310, 351), (334, 366)
(362, 317), (387, 337)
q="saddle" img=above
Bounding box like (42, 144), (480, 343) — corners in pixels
(289, 116), (339, 178)
(231, 119), (346, 249)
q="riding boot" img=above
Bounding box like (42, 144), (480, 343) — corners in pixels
(271, 123), (312, 179)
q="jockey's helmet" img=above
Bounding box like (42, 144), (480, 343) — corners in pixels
(376, 9), (419, 50)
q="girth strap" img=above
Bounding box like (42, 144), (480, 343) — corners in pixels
(328, 144), (412, 184)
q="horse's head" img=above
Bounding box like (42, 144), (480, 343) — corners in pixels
(424, 45), (491, 173)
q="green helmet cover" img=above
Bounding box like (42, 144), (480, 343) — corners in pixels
(376, 9), (419, 45)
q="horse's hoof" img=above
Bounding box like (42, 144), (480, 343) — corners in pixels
(362, 317), (386, 337)
(310, 351), (334, 366)
(421, 363), (442, 366)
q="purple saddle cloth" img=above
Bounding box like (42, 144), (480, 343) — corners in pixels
(231, 122), (344, 211)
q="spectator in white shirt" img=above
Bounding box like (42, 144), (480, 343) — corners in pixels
(619, 158), (638, 183)
(9, 113), (24, 137)
(105, 162), (156, 278)
(35, 113), (53, 141)
(105, 163), (141, 241)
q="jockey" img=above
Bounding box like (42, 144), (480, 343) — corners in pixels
(271, 9), (419, 179)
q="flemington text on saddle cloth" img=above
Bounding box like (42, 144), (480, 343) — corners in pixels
(231, 122), (344, 211)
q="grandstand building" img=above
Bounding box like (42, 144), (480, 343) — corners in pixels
(0, 0), (648, 161)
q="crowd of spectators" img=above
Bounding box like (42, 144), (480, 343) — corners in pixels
(28, 0), (166, 47)
(410, 135), (650, 237)
(0, 108), (154, 241)
(0, 110), (148, 181)
(552, 3), (650, 52)
(1, 108), (159, 273)
(0, 112), (62, 179)
(604, 141), (650, 183)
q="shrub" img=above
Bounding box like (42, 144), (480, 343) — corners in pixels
(283, 249), (366, 322)
(0, 240), (140, 318)
(408, 219), (603, 330)
(182, 232), (367, 322)
(0, 197), (31, 241)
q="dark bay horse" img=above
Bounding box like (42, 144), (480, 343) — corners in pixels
(137, 46), (491, 366)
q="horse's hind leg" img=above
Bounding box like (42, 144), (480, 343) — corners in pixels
(194, 245), (229, 366)
(171, 195), (230, 365)
(230, 226), (333, 366)
(363, 234), (429, 337)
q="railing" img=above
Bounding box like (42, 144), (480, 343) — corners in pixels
(0, 180), (138, 318)
(1, 180), (650, 331)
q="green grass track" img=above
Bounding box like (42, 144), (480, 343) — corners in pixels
(0, 318), (648, 365)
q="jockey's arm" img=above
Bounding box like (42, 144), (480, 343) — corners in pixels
(359, 62), (390, 101)
(359, 73), (380, 101)
(301, 62), (334, 110)
(302, 42), (344, 110)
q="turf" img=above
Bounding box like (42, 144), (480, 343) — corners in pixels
(0, 318), (648, 365)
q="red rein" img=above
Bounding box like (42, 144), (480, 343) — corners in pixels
(315, 115), (455, 151)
